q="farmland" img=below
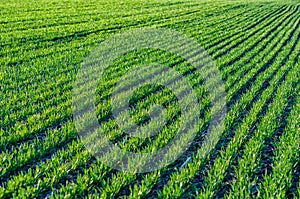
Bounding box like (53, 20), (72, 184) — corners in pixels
(0, 0), (299, 198)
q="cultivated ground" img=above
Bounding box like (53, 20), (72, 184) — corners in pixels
(0, 0), (299, 198)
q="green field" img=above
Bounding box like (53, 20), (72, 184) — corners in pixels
(1, 0), (299, 198)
